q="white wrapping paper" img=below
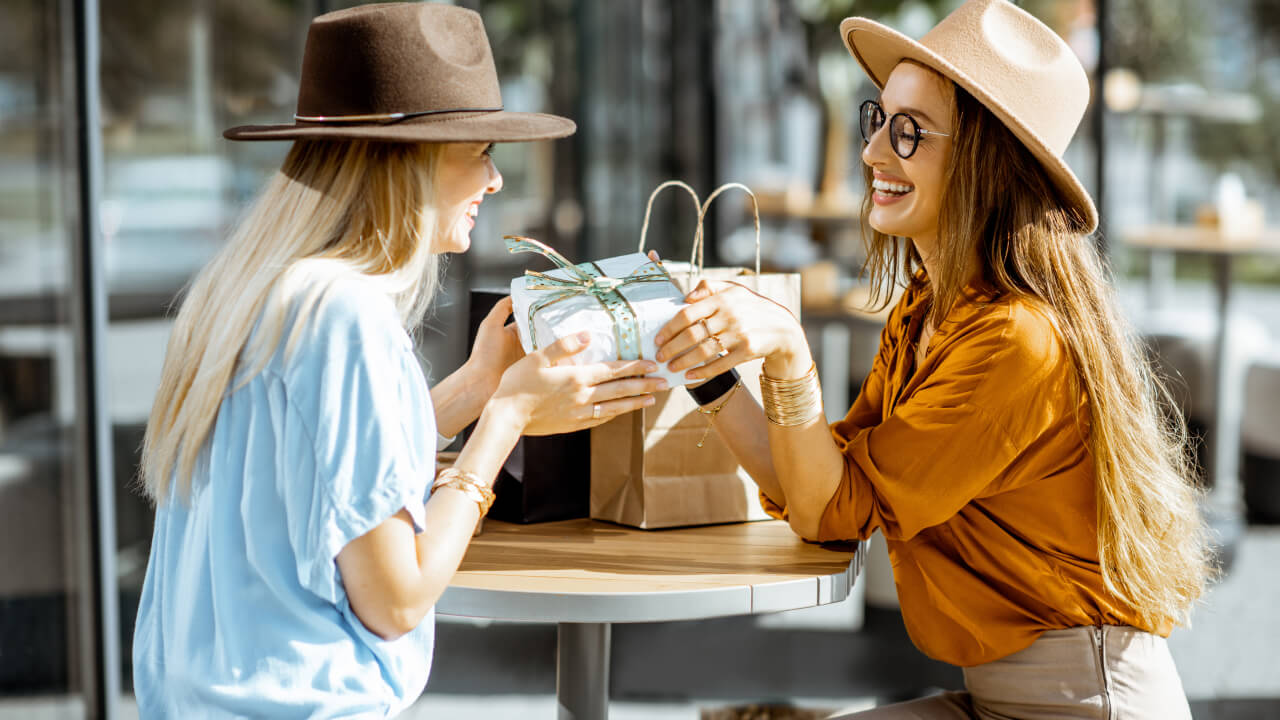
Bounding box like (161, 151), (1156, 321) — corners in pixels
(509, 252), (693, 388)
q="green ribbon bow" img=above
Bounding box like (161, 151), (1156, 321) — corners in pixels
(505, 235), (674, 360)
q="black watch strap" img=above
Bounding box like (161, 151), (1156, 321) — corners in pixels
(686, 367), (741, 406)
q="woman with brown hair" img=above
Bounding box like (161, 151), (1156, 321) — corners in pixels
(656, 0), (1211, 716)
(132, 4), (664, 716)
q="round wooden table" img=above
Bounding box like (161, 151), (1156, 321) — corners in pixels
(438, 518), (863, 720)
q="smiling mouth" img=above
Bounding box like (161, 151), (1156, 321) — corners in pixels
(872, 179), (914, 197)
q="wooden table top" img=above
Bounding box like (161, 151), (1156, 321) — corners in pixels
(438, 518), (862, 624)
(1123, 225), (1280, 255)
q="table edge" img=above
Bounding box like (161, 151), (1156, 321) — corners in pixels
(437, 541), (863, 624)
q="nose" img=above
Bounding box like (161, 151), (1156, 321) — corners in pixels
(485, 156), (503, 194)
(860, 123), (893, 168)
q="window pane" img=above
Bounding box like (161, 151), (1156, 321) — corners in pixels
(0, 0), (88, 714)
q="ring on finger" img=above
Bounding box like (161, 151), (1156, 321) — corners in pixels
(592, 403), (601, 420)
(698, 318), (715, 341)
(708, 332), (729, 357)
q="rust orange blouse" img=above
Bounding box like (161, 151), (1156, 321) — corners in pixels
(765, 279), (1162, 667)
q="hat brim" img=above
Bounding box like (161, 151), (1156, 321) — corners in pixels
(840, 17), (1099, 235)
(223, 110), (576, 143)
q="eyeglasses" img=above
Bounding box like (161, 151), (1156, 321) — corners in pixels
(859, 100), (951, 159)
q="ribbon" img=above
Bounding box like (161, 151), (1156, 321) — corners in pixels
(505, 235), (674, 360)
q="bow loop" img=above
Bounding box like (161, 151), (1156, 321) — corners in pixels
(505, 235), (675, 359)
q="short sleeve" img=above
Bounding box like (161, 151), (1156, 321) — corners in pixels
(277, 278), (437, 604)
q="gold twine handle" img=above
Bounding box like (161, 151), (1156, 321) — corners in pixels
(696, 183), (762, 291)
(638, 180), (703, 255)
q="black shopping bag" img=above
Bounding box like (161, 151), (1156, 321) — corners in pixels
(464, 288), (590, 523)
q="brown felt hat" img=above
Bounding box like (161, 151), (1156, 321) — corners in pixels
(841, 0), (1099, 234)
(224, 2), (575, 143)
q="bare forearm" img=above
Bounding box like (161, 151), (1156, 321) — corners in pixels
(347, 400), (524, 639)
(761, 345), (844, 540)
(411, 400), (523, 604)
(703, 388), (786, 506)
(767, 418), (845, 540)
(430, 363), (495, 439)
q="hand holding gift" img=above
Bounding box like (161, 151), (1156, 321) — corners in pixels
(506, 235), (696, 388)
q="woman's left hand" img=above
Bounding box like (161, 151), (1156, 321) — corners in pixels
(462, 296), (525, 397)
(654, 278), (810, 382)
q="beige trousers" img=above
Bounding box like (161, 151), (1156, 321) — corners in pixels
(831, 626), (1191, 720)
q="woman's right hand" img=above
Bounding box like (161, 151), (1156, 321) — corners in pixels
(489, 332), (667, 436)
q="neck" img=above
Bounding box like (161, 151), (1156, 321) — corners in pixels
(910, 233), (940, 283)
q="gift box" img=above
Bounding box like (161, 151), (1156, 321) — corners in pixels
(506, 236), (692, 388)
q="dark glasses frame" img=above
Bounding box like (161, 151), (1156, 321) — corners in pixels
(859, 99), (951, 159)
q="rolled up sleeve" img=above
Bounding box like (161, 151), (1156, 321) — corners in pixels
(815, 306), (1052, 543)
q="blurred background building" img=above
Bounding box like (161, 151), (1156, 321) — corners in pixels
(1, 0), (1278, 717)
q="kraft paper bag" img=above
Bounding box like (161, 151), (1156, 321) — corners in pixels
(590, 182), (802, 528)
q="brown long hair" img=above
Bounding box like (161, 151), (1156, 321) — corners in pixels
(860, 80), (1213, 628)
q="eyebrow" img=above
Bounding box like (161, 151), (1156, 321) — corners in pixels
(877, 97), (943, 128)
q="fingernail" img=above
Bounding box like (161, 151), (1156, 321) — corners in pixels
(645, 362), (659, 373)
(644, 396), (656, 406)
(577, 331), (591, 342)
(686, 371), (697, 380)
(654, 351), (665, 362)
(656, 379), (669, 390)
(654, 334), (666, 345)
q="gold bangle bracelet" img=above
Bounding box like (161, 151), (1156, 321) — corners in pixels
(759, 365), (823, 427)
(433, 467), (496, 515)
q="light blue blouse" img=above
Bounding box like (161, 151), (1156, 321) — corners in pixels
(133, 272), (437, 718)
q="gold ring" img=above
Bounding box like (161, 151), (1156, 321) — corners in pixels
(592, 403), (602, 420)
(708, 331), (728, 354)
(699, 318), (714, 339)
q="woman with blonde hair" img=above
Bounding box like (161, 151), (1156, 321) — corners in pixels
(132, 4), (664, 716)
(656, 0), (1211, 716)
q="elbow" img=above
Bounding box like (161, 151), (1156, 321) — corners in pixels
(786, 507), (824, 543)
(351, 594), (437, 641)
(366, 603), (431, 641)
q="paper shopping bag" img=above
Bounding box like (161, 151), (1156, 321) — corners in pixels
(590, 182), (802, 528)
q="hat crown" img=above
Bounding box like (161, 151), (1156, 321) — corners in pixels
(295, 2), (502, 118)
(917, 0), (1088, 155)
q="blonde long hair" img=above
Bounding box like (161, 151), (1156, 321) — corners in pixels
(860, 83), (1213, 628)
(142, 139), (445, 504)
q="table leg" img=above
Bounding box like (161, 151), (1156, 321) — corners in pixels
(1209, 255), (1242, 514)
(557, 622), (611, 720)
(1207, 255), (1245, 571)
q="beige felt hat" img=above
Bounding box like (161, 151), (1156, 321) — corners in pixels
(841, 0), (1098, 234)
(224, 3), (575, 143)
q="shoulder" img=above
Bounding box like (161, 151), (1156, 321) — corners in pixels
(937, 292), (1079, 420)
(291, 262), (410, 354)
(267, 262), (415, 386)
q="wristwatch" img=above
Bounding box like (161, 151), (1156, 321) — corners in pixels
(686, 367), (741, 406)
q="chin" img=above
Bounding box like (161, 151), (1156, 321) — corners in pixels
(868, 210), (907, 238)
